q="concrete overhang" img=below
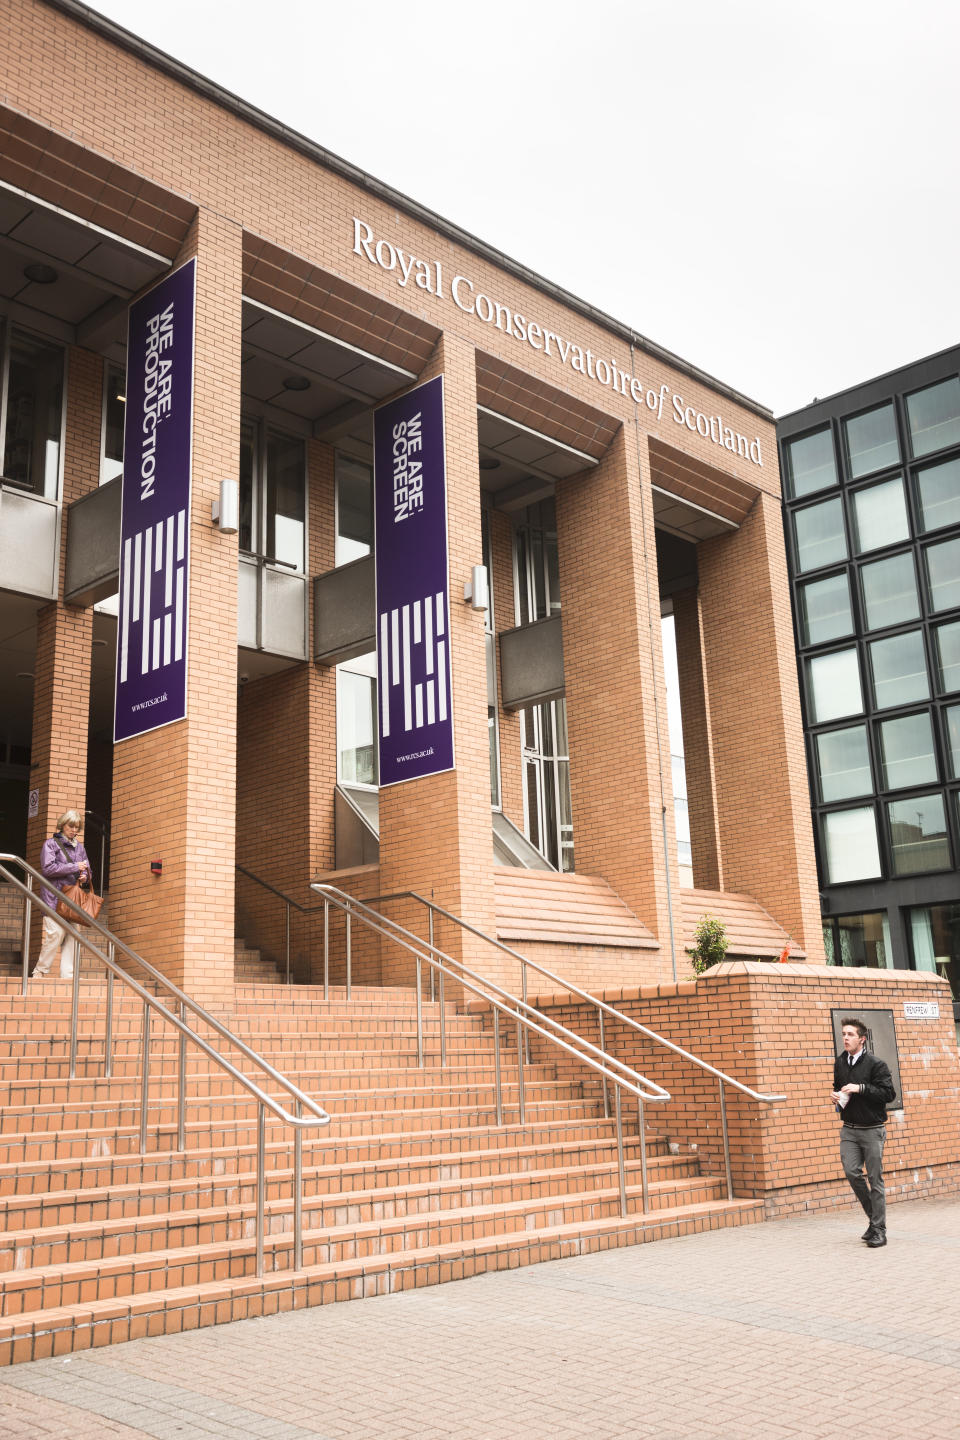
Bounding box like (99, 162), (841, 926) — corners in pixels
(498, 616), (565, 710)
(64, 478), (121, 606)
(0, 106), (194, 358)
(241, 297), (419, 437)
(313, 555), (375, 666)
(647, 436), (760, 542)
(242, 235), (441, 442)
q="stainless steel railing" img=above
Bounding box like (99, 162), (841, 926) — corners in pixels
(2, 855), (331, 1275)
(313, 883), (670, 1216)
(236, 863), (325, 985)
(325, 885), (786, 1202)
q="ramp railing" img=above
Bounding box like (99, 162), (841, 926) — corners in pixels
(317, 884), (785, 1202)
(312, 882), (672, 1215)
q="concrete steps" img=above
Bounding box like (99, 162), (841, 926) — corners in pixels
(0, 975), (763, 1363)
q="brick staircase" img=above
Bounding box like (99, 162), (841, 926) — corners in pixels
(0, 975), (763, 1364)
(233, 939), (284, 984)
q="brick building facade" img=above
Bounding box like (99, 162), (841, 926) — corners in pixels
(2, 0), (824, 1002)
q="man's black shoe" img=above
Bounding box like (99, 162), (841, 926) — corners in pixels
(865, 1230), (887, 1248)
(861, 1225), (876, 1241)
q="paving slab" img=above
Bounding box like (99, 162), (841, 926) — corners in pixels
(0, 1196), (957, 1439)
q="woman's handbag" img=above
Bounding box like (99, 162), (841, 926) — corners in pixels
(56, 882), (103, 927)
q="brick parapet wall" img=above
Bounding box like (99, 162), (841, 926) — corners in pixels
(524, 963), (960, 1217)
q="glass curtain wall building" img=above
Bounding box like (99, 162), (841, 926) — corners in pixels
(778, 346), (960, 1020)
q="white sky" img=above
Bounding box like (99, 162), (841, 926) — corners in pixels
(90, 0), (958, 417)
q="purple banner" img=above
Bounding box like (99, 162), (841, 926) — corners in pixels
(114, 260), (196, 744)
(374, 376), (454, 786)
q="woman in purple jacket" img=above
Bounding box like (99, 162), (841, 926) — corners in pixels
(34, 810), (91, 979)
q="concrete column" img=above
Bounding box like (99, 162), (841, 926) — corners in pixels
(378, 334), (498, 983)
(671, 586), (724, 891)
(26, 347), (100, 953)
(697, 491), (825, 960)
(110, 212), (242, 1006)
(555, 424), (682, 982)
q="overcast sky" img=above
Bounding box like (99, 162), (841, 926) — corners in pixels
(91, 0), (958, 417)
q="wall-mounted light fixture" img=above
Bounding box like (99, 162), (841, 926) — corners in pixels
(463, 565), (489, 612)
(211, 478), (239, 534)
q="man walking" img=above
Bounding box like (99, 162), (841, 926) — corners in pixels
(831, 1018), (896, 1248)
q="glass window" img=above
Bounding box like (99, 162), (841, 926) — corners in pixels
(815, 726), (872, 801)
(906, 377), (960, 458)
(265, 432), (305, 572)
(877, 712), (937, 790)
(2, 329), (64, 498)
(823, 808), (882, 884)
(100, 363), (125, 486)
(793, 498), (847, 573)
(783, 427), (837, 498)
(859, 552), (919, 632)
(335, 453), (373, 565)
(239, 419), (256, 554)
(924, 538), (960, 614)
(887, 793), (950, 875)
(807, 648), (863, 723)
(336, 656), (378, 786)
(946, 705), (960, 779)
(934, 620), (960, 694)
(798, 572), (853, 646)
(831, 913), (893, 969)
(851, 476), (909, 553)
(915, 456), (960, 533)
(843, 403), (900, 479)
(868, 631), (929, 710)
(908, 904), (960, 1000)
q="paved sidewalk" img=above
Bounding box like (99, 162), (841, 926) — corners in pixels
(0, 1197), (957, 1440)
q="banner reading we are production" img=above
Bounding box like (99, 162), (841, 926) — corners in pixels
(374, 376), (455, 786)
(114, 260), (195, 744)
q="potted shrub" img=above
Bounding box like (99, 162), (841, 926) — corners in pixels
(687, 914), (728, 975)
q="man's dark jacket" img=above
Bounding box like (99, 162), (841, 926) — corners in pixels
(833, 1049), (896, 1127)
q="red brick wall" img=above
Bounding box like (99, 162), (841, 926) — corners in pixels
(378, 335), (497, 985)
(529, 963), (960, 1215)
(697, 496), (824, 958)
(2, 0), (825, 1000)
(109, 215), (241, 1007)
(556, 424), (683, 978)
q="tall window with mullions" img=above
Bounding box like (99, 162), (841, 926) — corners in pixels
(514, 499), (573, 871)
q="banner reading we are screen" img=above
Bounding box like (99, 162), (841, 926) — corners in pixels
(114, 260), (195, 744)
(374, 376), (455, 786)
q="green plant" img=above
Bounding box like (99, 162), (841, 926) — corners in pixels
(686, 914), (728, 975)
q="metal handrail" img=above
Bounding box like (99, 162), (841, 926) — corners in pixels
(313, 883), (669, 1217)
(235, 863), (330, 985)
(3, 854), (330, 1275)
(371, 889), (786, 1103)
(361, 887), (785, 1201)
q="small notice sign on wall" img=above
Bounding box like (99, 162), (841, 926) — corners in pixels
(27, 789), (39, 820)
(903, 1001), (940, 1019)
